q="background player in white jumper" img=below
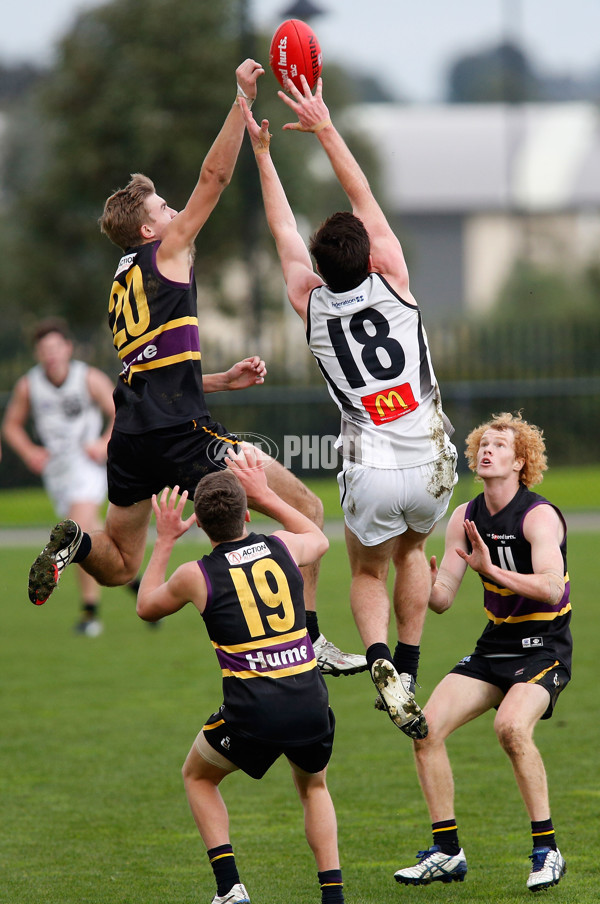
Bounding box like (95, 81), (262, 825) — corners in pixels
(3, 318), (114, 635)
(240, 77), (457, 738)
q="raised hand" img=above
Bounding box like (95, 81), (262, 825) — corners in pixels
(152, 485), (196, 542)
(279, 76), (331, 133)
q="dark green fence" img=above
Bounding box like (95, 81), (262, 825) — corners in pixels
(1, 316), (598, 488)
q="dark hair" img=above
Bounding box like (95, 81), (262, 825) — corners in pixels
(31, 317), (72, 346)
(309, 212), (370, 292)
(99, 173), (156, 251)
(193, 470), (247, 542)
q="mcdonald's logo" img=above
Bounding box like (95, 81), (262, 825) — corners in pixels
(362, 382), (418, 425)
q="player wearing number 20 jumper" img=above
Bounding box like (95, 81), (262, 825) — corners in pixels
(242, 76), (456, 739)
(27, 60), (367, 680)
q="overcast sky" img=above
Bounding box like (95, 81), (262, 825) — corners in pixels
(2, 0), (599, 102)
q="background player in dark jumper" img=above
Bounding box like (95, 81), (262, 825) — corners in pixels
(394, 412), (570, 892)
(136, 447), (345, 904)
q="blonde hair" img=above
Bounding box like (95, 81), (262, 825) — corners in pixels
(99, 173), (156, 251)
(465, 412), (548, 488)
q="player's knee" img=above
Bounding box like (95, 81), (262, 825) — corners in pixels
(494, 718), (528, 756)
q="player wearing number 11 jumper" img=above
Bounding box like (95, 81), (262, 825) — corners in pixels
(240, 76), (457, 738)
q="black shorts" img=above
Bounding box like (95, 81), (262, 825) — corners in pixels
(202, 707), (336, 780)
(450, 651), (570, 720)
(107, 419), (240, 506)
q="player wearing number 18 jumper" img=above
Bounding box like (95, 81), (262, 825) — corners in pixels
(241, 77), (457, 738)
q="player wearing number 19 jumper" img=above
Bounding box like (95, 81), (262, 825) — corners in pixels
(241, 76), (457, 738)
(136, 448), (345, 904)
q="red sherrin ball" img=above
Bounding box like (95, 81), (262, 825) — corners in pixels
(269, 19), (322, 93)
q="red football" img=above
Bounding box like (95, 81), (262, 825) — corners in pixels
(269, 19), (322, 93)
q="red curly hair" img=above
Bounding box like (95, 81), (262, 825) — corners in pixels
(465, 412), (548, 488)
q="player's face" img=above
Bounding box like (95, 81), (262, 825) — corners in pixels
(142, 193), (177, 239)
(477, 428), (524, 479)
(35, 332), (73, 385)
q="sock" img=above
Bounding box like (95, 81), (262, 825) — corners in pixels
(393, 641), (420, 682)
(82, 602), (99, 620)
(207, 844), (240, 896)
(73, 532), (92, 563)
(366, 643), (392, 672)
(306, 610), (320, 644)
(432, 819), (460, 856)
(531, 818), (556, 851)
(318, 869), (344, 904)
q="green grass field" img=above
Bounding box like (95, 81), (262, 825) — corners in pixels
(1, 515), (598, 903)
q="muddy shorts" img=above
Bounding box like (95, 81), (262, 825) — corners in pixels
(338, 449), (457, 546)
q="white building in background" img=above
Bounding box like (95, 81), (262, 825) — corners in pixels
(347, 103), (600, 319)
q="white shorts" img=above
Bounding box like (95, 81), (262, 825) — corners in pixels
(43, 455), (107, 517)
(337, 449), (457, 547)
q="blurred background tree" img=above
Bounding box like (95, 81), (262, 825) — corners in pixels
(0, 0), (380, 354)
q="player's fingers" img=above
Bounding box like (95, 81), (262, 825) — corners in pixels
(285, 77), (303, 99)
(299, 73), (311, 97)
(282, 122), (311, 132)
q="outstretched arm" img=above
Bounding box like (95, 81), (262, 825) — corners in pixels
(137, 486), (206, 621)
(203, 356), (267, 393)
(157, 59), (265, 280)
(226, 445), (328, 566)
(239, 99), (322, 325)
(280, 77), (411, 299)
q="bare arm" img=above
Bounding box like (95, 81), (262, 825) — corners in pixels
(280, 77), (412, 300)
(226, 446), (328, 566)
(84, 367), (116, 464)
(240, 99), (322, 324)
(459, 505), (566, 605)
(1, 376), (49, 475)
(156, 59), (265, 281)
(202, 356), (267, 393)
(428, 503), (469, 613)
(137, 486), (206, 622)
